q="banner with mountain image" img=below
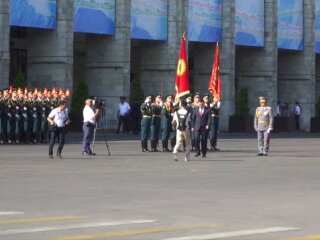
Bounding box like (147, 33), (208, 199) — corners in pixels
(131, 0), (168, 40)
(74, 0), (115, 35)
(188, 0), (222, 42)
(235, 0), (264, 47)
(278, 0), (303, 50)
(10, 0), (57, 29)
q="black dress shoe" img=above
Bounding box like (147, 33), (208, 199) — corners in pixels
(57, 153), (62, 159)
(194, 153), (200, 157)
(257, 153), (263, 156)
(202, 155), (206, 158)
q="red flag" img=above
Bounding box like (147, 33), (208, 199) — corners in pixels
(208, 42), (221, 101)
(175, 34), (190, 102)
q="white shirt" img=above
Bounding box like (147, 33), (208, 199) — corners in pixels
(48, 107), (69, 128)
(295, 105), (301, 115)
(83, 105), (96, 124)
(118, 102), (130, 116)
(173, 109), (191, 130)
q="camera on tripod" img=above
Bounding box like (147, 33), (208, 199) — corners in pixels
(92, 97), (106, 109)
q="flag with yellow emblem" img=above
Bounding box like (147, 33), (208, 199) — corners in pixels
(175, 34), (190, 102)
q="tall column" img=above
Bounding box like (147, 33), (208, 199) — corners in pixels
(27, 0), (74, 89)
(220, 0), (236, 131)
(0, 0), (10, 89)
(235, 0), (278, 113)
(86, 0), (131, 127)
(278, 0), (315, 131)
(139, 0), (186, 96)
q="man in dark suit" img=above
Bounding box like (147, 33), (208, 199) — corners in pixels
(191, 98), (211, 157)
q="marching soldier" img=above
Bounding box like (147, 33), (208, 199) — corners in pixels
(209, 96), (221, 151)
(151, 94), (162, 152)
(161, 94), (175, 152)
(140, 95), (153, 152)
(254, 96), (273, 156)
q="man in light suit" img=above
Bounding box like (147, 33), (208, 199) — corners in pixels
(254, 96), (273, 156)
(191, 98), (211, 158)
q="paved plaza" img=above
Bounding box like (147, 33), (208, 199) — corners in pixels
(0, 133), (320, 240)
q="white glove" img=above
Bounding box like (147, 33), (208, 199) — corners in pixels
(267, 128), (272, 133)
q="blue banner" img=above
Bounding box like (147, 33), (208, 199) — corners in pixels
(10, 0), (56, 29)
(235, 0), (264, 47)
(316, 0), (320, 53)
(278, 0), (304, 50)
(188, 0), (222, 42)
(74, 0), (115, 35)
(131, 0), (168, 40)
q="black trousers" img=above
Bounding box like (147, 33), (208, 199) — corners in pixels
(295, 114), (300, 130)
(195, 128), (209, 156)
(117, 115), (129, 133)
(49, 127), (65, 155)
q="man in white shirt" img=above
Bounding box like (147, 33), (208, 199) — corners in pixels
(82, 99), (100, 155)
(47, 100), (70, 159)
(116, 96), (131, 134)
(172, 101), (191, 162)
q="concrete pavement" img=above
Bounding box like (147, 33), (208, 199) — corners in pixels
(0, 133), (320, 240)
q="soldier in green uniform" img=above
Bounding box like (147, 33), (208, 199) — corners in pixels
(26, 89), (36, 143)
(161, 94), (175, 152)
(150, 94), (162, 152)
(209, 96), (221, 151)
(254, 96), (273, 156)
(203, 93), (211, 107)
(140, 95), (153, 152)
(42, 90), (52, 143)
(35, 89), (44, 143)
(16, 89), (26, 143)
(0, 90), (3, 144)
(1, 89), (10, 143)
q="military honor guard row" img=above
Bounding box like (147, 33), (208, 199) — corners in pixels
(0, 87), (70, 145)
(139, 92), (222, 160)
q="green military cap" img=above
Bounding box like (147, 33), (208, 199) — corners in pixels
(193, 92), (200, 98)
(165, 94), (173, 100)
(145, 94), (153, 99)
(154, 94), (162, 98)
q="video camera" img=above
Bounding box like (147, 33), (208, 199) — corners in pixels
(92, 97), (107, 109)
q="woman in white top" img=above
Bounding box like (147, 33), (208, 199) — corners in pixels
(47, 100), (69, 158)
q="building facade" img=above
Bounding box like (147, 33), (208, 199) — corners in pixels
(0, 0), (319, 130)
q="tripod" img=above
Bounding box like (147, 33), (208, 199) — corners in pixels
(91, 107), (111, 156)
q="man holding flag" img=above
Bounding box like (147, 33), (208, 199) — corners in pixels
(208, 42), (221, 151)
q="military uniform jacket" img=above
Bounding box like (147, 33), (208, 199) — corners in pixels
(254, 106), (273, 131)
(140, 102), (153, 117)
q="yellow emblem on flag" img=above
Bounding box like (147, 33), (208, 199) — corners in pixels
(177, 58), (187, 77)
